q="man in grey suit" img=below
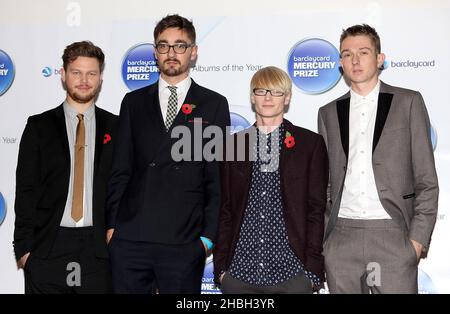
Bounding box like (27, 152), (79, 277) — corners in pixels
(318, 24), (438, 294)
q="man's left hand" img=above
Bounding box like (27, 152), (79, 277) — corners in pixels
(410, 239), (423, 261)
(201, 240), (209, 256)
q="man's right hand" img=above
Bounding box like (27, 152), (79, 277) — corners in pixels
(219, 272), (226, 283)
(106, 228), (115, 244)
(17, 252), (30, 269)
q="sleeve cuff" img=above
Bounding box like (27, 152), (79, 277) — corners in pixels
(304, 269), (322, 288)
(200, 236), (214, 250)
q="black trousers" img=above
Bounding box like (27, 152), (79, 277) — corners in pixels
(220, 271), (313, 294)
(109, 237), (206, 294)
(24, 227), (112, 294)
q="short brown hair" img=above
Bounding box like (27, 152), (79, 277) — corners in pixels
(250, 66), (292, 96)
(153, 14), (196, 44)
(62, 41), (105, 72)
(340, 24), (381, 54)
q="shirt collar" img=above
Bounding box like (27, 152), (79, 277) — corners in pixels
(350, 80), (380, 105)
(158, 76), (192, 95)
(256, 123), (284, 136)
(256, 123), (285, 148)
(63, 101), (95, 120)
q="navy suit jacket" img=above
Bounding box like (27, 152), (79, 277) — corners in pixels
(106, 79), (230, 244)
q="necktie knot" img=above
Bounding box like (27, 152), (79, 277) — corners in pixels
(77, 113), (84, 122)
(167, 86), (177, 94)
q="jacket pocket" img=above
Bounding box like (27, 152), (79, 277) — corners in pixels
(402, 193), (415, 199)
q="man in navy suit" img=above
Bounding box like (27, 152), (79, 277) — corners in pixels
(106, 14), (230, 293)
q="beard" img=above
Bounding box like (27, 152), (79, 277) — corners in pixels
(159, 58), (190, 77)
(66, 84), (101, 104)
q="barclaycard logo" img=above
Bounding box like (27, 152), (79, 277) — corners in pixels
(0, 192), (6, 226)
(389, 59), (436, 69)
(42, 66), (61, 77)
(42, 67), (52, 77)
(0, 49), (15, 96)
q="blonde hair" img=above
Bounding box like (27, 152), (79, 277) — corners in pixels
(250, 66), (292, 95)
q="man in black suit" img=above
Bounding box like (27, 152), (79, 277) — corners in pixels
(106, 14), (230, 294)
(13, 41), (117, 293)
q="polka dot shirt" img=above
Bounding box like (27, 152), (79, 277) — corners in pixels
(229, 124), (320, 287)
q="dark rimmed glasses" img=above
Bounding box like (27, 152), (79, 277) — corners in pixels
(153, 42), (195, 54)
(253, 88), (285, 97)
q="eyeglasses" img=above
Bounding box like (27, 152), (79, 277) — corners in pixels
(253, 88), (285, 97)
(153, 43), (195, 54)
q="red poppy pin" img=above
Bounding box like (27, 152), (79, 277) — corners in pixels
(181, 103), (196, 115)
(284, 131), (295, 148)
(103, 133), (111, 144)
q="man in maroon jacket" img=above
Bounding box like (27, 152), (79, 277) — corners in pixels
(213, 66), (328, 293)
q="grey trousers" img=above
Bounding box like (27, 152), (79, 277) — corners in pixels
(220, 271), (313, 294)
(324, 218), (418, 294)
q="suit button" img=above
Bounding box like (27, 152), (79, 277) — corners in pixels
(149, 162), (156, 167)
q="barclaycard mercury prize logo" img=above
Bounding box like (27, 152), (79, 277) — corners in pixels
(287, 38), (341, 94)
(0, 49), (15, 96)
(0, 192), (6, 226)
(418, 268), (438, 294)
(122, 43), (159, 91)
(229, 112), (251, 135)
(201, 256), (221, 294)
(430, 124), (437, 151)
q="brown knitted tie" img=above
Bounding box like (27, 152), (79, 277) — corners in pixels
(71, 114), (85, 222)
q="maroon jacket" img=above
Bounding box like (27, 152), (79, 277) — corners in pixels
(213, 119), (328, 284)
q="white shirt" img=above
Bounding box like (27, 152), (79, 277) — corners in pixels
(338, 80), (391, 220)
(158, 76), (191, 120)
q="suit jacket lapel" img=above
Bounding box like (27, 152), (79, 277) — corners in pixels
(336, 97), (350, 160)
(335, 85), (393, 156)
(279, 119), (292, 180)
(54, 104), (70, 168)
(93, 106), (104, 175)
(373, 92), (393, 153)
(236, 131), (253, 208)
(168, 79), (199, 130)
(152, 80), (192, 160)
(155, 79), (198, 140)
(146, 83), (165, 132)
(144, 83), (169, 161)
(54, 105), (71, 209)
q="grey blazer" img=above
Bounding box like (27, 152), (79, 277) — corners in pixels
(318, 81), (438, 252)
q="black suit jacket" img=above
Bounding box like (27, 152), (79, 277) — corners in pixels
(13, 104), (118, 260)
(106, 79), (230, 244)
(213, 119), (328, 283)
